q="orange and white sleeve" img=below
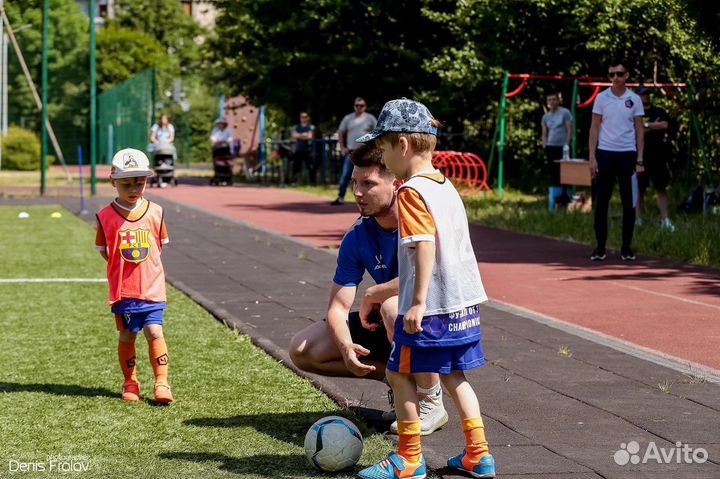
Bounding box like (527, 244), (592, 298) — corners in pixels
(398, 188), (436, 247)
(160, 221), (169, 245)
(95, 218), (107, 252)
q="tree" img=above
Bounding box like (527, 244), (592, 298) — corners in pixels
(209, 0), (720, 187)
(112, 0), (204, 75)
(208, 0), (451, 132)
(96, 24), (167, 91)
(5, 0), (90, 162)
(422, 0), (720, 187)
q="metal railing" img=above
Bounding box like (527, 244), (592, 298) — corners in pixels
(249, 138), (341, 185)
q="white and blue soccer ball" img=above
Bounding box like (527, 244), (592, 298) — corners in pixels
(304, 416), (364, 472)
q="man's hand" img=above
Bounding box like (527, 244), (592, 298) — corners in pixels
(341, 343), (376, 377)
(403, 304), (425, 334)
(636, 162), (645, 174)
(340, 146), (349, 156)
(589, 157), (599, 178)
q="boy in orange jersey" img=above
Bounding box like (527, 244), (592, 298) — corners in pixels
(95, 148), (174, 404)
(356, 99), (494, 479)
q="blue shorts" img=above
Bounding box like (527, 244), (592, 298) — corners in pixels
(386, 340), (485, 375)
(115, 309), (165, 333)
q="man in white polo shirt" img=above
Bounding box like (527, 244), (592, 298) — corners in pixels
(588, 61), (645, 261)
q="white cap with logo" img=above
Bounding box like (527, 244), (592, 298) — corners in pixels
(110, 148), (153, 179)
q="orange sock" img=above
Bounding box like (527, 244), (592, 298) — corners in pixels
(118, 341), (137, 384)
(462, 417), (490, 461)
(397, 420), (422, 463)
(148, 337), (169, 384)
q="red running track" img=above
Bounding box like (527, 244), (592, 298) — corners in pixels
(149, 183), (720, 374)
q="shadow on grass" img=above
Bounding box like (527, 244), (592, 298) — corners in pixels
(159, 451), (333, 478)
(185, 411), (339, 447)
(184, 409), (388, 448)
(0, 382), (116, 398)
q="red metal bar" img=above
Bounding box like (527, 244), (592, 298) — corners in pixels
(576, 86), (601, 108)
(465, 152), (491, 191)
(505, 77), (528, 98)
(431, 151), (490, 193)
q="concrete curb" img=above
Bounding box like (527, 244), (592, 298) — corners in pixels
(164, 276), (457, 470)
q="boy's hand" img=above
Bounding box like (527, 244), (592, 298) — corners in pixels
(403, 304), (425, 334)
(342, 344), (376, 377)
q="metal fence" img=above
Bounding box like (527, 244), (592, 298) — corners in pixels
(98, 68), (155, 165)
(249, 137), (342, 185)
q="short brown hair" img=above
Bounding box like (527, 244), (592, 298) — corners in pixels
(350, 144), (391, 176)
(375, 119), (443, 154)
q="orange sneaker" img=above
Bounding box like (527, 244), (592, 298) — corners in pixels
(121, 381), (141, 401)
(154, 383), (174, 404)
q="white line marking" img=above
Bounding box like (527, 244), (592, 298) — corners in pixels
(0, 278), (106, 283)
(608, 281), (720, 311)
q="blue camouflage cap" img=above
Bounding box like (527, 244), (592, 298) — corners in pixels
(355, 98), (437, 143)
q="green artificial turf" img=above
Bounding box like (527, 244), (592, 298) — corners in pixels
(0, 205), (402, 478)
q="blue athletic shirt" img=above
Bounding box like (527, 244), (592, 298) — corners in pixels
(333, 216), (398, 287)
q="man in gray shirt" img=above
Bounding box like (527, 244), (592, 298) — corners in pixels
(541, 92), (573, 201)
(332, 97), (377, 205)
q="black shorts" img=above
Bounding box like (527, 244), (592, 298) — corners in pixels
(346, 311), (391, 361)
(637, 158), (671, 192)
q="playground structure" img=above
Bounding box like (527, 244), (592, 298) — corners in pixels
(488, 72), (711, 194)
(432, 150), (490, 194)
(222, 95), (261, 157)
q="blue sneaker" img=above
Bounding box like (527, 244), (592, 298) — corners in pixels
(357, 452), (426, 479)
(447, 450), (495, 478)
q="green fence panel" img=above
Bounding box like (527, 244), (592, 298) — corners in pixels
(98, 68), (155, 164)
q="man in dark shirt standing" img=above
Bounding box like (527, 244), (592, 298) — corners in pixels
(635, 86), (675, 231)
(291, 112), (317, 185)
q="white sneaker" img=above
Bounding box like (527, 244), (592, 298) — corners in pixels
(390, 393), (448, 436)
(662, 217), (676, 232)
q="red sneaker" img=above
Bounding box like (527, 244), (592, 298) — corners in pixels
(121, 381), (140, 401)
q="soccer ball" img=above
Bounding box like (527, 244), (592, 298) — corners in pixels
(304, 416), (364, 472)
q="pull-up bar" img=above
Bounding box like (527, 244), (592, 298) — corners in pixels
(489, 71), (698, 194)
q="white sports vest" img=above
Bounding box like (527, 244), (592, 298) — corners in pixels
(398, 173), (488, 315)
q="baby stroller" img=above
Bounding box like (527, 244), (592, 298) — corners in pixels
(150, 143), (177, 187)
(210, 141), (234, 186)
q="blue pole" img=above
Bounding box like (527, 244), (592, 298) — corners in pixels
(321, 138), (328, 185)
(259, 105), (266, 172)
(78, 145), (87, 214)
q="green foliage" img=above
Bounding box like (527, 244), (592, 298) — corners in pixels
(165, 88), (218, 163)
(211, 0), (720, 188)
(96, 25), (167, 91)
(1, 126), (41, 171)
(208, 0), (450, 133)
(112, 0), (204, 75)
(5, 0), (90, 161)
(423, 0), (720, 188)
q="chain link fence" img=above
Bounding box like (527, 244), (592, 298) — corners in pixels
(98, 68), (155, 164)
